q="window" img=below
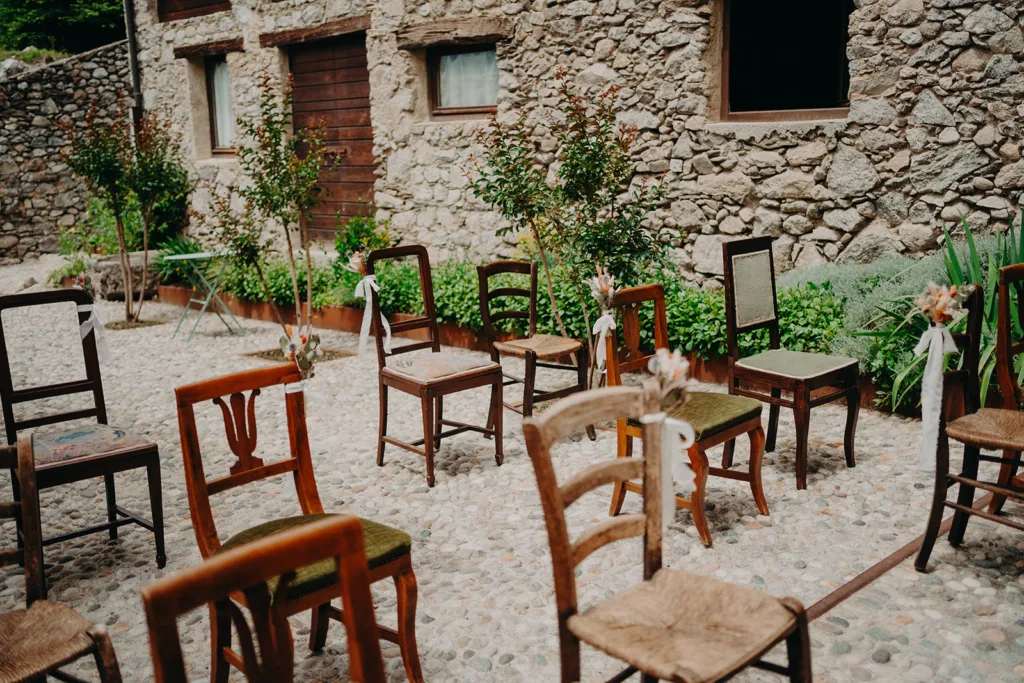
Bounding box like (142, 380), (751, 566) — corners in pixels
(205, 56), (235, 152)
(723, 0), (854, 121)
(158, 0), (231, 23)
(428, 45), (499, 116)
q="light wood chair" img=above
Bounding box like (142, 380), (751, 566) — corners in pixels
(478, 260), (589, 418)
(722, 237), (860, 490)
(175, 363), (423, 682)
(916, 274), (1022, 571)
(0, 289), (165, 569)
(605, 284), (767, 547)
(524, 382), (811, 683)
(142, 514), (387, 683)
(0, 435), (123, 683)
(367, 245), (503, 487)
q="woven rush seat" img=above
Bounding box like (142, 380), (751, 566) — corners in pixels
(735, 348), (857, 380)
(383, 351), (498, 384)
(0, 601), (96, 682)
(493, 334), (582, 361)
(217, 514), (412, 604)
(627, 392), (762, 440)
(945, 408), (1024, 451)
(567, 570), (797, 683)
(32, 423), (154, 466)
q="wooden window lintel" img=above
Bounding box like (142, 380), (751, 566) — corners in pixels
(258, 15), (371, 48)
(397, 17), (513, 50)
(173, 38), (244, 60)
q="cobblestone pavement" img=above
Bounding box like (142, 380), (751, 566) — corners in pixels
(1, 257), (1022, 682)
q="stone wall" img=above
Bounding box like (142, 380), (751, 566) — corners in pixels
(0, 42), (131, 264)
(135, 0), (1024, 280)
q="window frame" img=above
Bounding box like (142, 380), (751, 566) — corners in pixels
(204, 55), (235, 155)
(427, 43), (499, 117)
(720, 0), (851, 123)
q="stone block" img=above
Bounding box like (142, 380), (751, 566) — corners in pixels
(88, 251), (161, 301)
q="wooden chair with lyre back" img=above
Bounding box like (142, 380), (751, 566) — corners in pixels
(723, 237), (860, 490)
(524, 381), (811, 683)
(0, 435), (123, 683)
(175, 363), (423, 682)
(604, 284), (768, 547)
(367, 245), (504, 487)
(142, 515), (387, 683)
(916, 273), (1022, 571)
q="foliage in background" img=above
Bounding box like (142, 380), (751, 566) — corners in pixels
(155, 234), (203, 285)
(0, 46), (67, 63)
(0, 0), (124, 53)
(45, 251), (90, 285)
(333, 207), (391, 261)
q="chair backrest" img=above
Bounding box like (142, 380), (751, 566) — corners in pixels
(175, 363), (323, 559)
(365, 245), (439, 368)
(997, 263), (1024, 411)
(0, 289), (107, 444)
(722, 237), (781, 360)
(604, 284), (669, 387)
(477, 260), (538, 345)
(522, 382), (663, 627)
(947, 285), (985, 415)
(142, 515), (387, 683)
(0, 435), (45, 605)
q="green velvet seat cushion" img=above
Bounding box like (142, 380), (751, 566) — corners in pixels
(216, 513), (411, 603)
(736, 349), (857, 380)
(628, 392), (762, 440)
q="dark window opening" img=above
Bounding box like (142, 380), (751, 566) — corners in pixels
(725, 0), (854, 118)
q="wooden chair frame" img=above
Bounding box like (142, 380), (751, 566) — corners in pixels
(605, 284), (767, 547)
(1, 436), (123, 683)
(143, 515), (387, 683)
(723, 237), (860, 490)
(0, 289), (165, 569)
(477, 260), (588, 417)
(916, 277), (1021, 571)
(175, 363), (422, 682)
(367, 245), (503, 487)
(524, 382), (810, 683)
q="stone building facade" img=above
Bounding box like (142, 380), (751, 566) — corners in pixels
(0, 42), (131, 263)
(133, 0), (1024, 280)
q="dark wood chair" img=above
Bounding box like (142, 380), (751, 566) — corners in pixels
(367, 245), (503, 487)
(478, 260), (588, 418)
(604, 284), (767, 547)
(524, 381), (811, 683)
(916, 274), (1021, 571)
(142, 514), (387, 683)
(0, 435), (123, 683)
(0, 289), (165, 569)
(722, 237), (860, 490)
(175, 363), (423, 682)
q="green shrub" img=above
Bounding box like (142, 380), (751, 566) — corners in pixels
(45, 252), (90, 286)
(333, 210), (391, 263)
(155, 234), (203, 285)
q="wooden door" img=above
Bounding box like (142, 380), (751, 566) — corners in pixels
(290, 33), (376, 242)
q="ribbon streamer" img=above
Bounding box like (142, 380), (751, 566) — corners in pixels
(639, 411), (697, 537)
(592, 312), (616, 372)
(914, 323), (957, 470)
(354, 275), (392, 359)
(77, 304), (111, 363)
(284, 381), (305, 394)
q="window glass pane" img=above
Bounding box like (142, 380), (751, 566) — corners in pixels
(438, 49), (498, 109)
(210, 58), (235, 148)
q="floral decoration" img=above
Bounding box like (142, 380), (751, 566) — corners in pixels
(912, 282), (975, 325)
(647, 347), (689, 410)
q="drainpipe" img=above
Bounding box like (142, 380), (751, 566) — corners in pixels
(122, 0), (144, 124)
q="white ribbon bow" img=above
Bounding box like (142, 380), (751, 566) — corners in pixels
(592, 312), (616, 372)
(354, 275), (392, 359)
(640, 411), (697, 536)
(77, 304), (111, 363)
(914, 323), (958, 470)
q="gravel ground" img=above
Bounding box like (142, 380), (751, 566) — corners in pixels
(0, 256), (1022, 682)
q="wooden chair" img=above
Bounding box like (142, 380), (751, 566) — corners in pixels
(916, 274), (1022, 571)
(524, 382), (811, 683)
(605, 284), (767, 547)
(142, 515), (387, 683)
(478, 260), (589, 418)
(0, 289), (165, 569)
(0, 435), (123, 683)
(175, 363), (423, 682)
(722, 237), (860, 490)
(367, 245), (503, 487)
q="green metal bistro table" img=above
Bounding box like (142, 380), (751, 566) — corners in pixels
(164, 251), (245, 341)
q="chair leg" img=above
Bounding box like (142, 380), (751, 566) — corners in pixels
(395, 567), (425, 683)
(88, 624), (124, 683)
(434, 396), (443, 450)
(766, 387), (782, 453)
(640, 675), (659, 683)
(948, 444), (980, 547)
(493, 378), (504, 466)
(579, 347), (597, 441)
(377, 382), (388, 467)
(522, 350), (537, 417)
(687, 445), (713, 547)
(309, 603), (331, 651)
(915, 432), (951, 572)
(748, 426), (769, 516)
(422, 394), (436, 487)
(557, 623), (581, 683)
(988, 450), (1020, 515)
(780, 598), (812, 683)
(844, 383), (859, 469)
(721, 439), (736, 469)
(11, 470), (24, 564)
(793, 387), (811, 490)
(104, 473), (118, 540)
(147, 459), (166, 569)
(608, 430), (632, 516)
(210, 603), (231, 683)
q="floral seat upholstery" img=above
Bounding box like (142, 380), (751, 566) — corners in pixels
(735, 349), (857, 380)
(216, 513), (412, 604)
(493, 334), (582, 361)
(32, 424), (154, 466)
(628, 392), (762, 441)
(383, 351), (499, 384)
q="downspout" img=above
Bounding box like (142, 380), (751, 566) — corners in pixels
(122, 0), (144, 124)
